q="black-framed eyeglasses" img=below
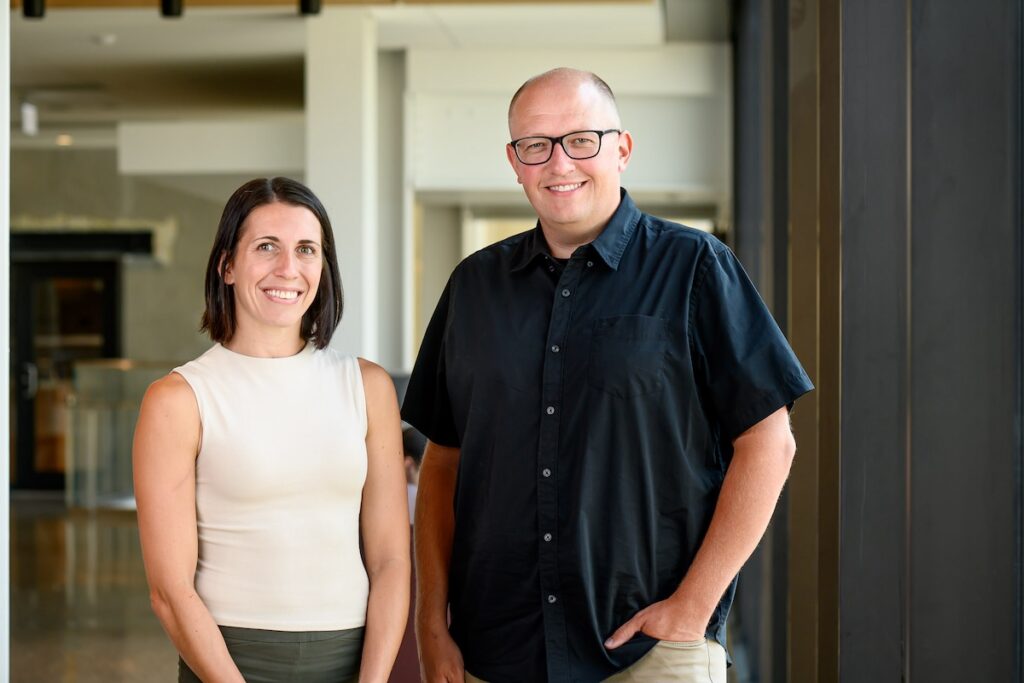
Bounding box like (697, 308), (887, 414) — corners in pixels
(509, 129), (622, 165)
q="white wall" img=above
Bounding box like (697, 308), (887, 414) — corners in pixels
(118, 117), (304, 175)
(377, 50), (405, 372)
(306, 9), (379, 360)
(415, 203), (461, 344)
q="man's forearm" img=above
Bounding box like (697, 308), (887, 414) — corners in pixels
(414, 443), (460, 634)
(670, 407), (796, 631)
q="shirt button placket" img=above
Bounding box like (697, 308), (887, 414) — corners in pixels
(537, 257), (584, 675)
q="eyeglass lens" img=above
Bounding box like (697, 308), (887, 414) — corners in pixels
(515, 131), (603, 164)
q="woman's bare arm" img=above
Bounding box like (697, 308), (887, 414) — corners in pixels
(133, 373), (244, 683)
(357, 359), (412, 683)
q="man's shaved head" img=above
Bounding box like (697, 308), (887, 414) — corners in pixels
(508, 67), (621, 131)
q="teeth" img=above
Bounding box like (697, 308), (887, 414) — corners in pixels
(550, 183), (583, 192)
(265, 289), (298, 300)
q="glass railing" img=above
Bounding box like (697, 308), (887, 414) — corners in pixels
(66, 359), (171, 509)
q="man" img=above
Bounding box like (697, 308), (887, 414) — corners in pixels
(402, 68), (813, 683)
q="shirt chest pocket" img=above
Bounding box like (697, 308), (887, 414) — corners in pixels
(587, 315), (672, 398)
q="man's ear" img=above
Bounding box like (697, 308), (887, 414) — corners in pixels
(219, 252), (235, 285)
(616, 130), (634, 173)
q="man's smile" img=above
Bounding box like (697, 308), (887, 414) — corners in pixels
(546, 181), (587, 193)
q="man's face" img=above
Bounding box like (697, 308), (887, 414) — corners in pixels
(506, 80), (633, 240)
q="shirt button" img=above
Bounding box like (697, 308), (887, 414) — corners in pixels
(548, 265), (555, 272)
(587, 260), (594, 267)
(551, 344), (560, 353)
(546, 405), (555, 415)
(547, 594), (557, 604)
(542, 468), (552, 478)
(561, 288), (571, 297)
(543, 533), (553, 542)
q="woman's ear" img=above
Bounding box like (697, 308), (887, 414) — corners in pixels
(219, 252), (235, 285)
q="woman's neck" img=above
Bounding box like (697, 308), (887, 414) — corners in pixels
(223, 326), (307, 358)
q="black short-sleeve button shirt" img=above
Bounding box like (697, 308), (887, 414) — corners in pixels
(402, 190), (813, 683)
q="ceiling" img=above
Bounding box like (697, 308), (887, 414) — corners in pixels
(10, 0), (730, 145)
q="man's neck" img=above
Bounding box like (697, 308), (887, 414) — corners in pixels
(540, 221), (607, 259)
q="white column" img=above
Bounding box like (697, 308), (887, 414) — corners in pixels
(306, 9), (378, 359)
(1, 6), (10, 682)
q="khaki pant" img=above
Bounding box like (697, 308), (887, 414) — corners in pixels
(465, 638), (727, 683)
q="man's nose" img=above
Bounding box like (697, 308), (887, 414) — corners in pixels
(547, 141), (577, 173)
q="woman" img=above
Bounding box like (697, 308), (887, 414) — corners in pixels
(133, 177), (410, 682)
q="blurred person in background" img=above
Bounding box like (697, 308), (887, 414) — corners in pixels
(403, 425), (426, 525)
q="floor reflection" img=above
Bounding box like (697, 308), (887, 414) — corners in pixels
(11, 492), (177, 682)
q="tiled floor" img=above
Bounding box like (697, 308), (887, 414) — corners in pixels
(10, 492), (177, 682)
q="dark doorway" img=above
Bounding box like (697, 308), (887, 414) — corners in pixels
(10, 260), (121, 490)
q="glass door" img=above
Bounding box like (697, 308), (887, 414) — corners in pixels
(10, 261), (120, 489)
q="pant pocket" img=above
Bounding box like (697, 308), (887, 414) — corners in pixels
(656, 637), (707, 650)
(650, 639), (727, 683)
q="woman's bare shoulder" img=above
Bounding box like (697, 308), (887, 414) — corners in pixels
(356, 358), (398, 408)
(139, 372), (199, 421)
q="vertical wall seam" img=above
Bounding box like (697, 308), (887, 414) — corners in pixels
(1016, 0), (1024, 679)
(833, 2), (844, 679)
(903, 0), (913, 680)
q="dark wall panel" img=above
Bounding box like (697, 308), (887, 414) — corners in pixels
(909, 2), (1021, 680)
(839, 0), (910, 679)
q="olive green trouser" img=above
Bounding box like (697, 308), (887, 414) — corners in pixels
(178, 625), (364, 683)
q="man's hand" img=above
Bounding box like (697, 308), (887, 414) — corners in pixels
(417, 627), (465, 682)
(603, 597), (707, 649)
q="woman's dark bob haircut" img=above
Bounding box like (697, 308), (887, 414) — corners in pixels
(200, 177), (343, 350)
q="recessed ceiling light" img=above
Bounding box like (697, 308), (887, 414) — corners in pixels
(56, 134), (73, 147)
(92, 33), (118, 47)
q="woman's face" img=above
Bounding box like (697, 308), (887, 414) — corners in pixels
(223, 201), (324, 339)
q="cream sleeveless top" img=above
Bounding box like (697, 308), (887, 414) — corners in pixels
(174, 343), (369, 631)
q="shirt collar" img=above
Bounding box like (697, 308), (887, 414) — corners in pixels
(509, 188), (641, 273)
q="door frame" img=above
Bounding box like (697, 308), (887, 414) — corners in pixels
(10, 259), (121, 490)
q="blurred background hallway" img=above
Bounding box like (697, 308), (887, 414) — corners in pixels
(10, 492), (175, 681)
(4, 0), (1023, 681)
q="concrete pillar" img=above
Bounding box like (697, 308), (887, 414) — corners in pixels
(306, 9), (378, 359)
